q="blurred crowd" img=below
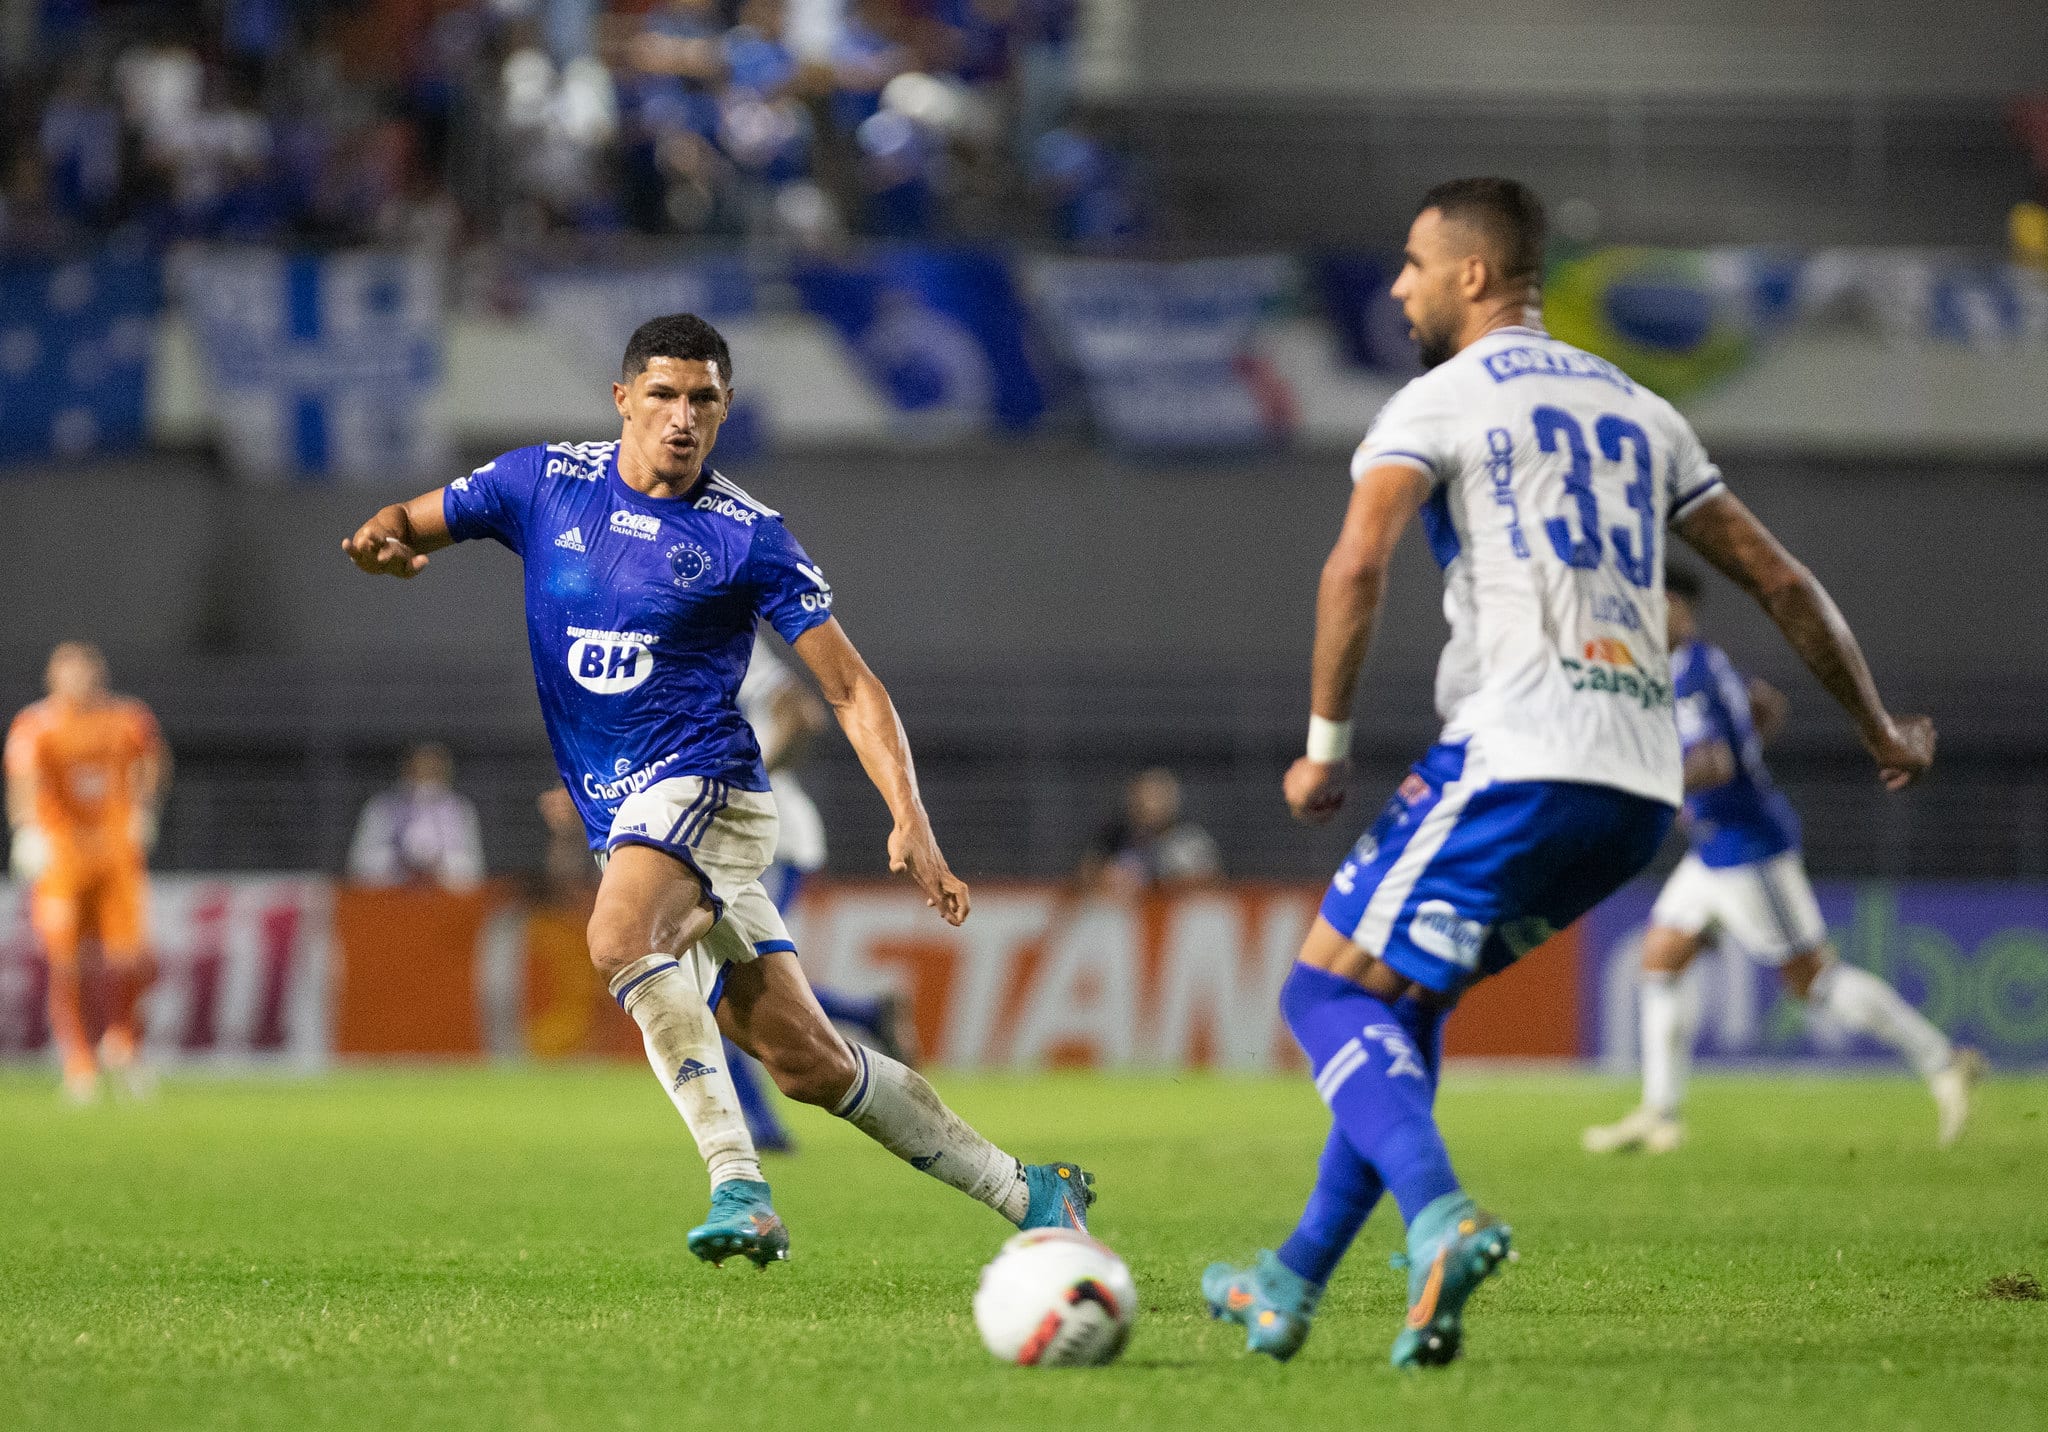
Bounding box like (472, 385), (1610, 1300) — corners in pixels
(0, 0), (1146, 255)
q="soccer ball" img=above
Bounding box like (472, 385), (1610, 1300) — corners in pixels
(972, 1228), (1138, 1367)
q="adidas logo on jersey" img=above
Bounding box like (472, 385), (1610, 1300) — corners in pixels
(554, 526), (587, 552)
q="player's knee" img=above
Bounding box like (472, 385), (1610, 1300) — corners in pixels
(761, 1027), (857, 1108)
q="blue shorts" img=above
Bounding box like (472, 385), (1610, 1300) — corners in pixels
(1318, 742), (1674, 994)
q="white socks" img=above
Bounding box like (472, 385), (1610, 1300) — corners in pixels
(1640, 968), (1700, 1117)
(1809, 961), (1952, 1080)
(609, 954), (762, 1190)
(833, 1045), (1032, 1224)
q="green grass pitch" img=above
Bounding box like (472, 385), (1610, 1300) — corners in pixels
(3, 1066), (2044, 1431)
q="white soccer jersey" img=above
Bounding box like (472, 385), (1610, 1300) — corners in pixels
(1353, 325), (1726, 807)
(737, 637), (828, 872)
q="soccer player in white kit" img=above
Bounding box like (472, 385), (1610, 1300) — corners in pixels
(1201, 179), (1934, 1369)
(1583, 566), (1982, 1156)
(723, 637), (918, 1150)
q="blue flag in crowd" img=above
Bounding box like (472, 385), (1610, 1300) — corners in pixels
(791, 247), (1047, 436)
(1028, 255), (1295, 451)
(0, 250), (158, 464)
(182, 249), (445, 482)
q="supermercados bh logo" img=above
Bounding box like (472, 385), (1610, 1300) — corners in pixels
(1560, 637), (1671, 711)
(585, 751), (681, 802)
(667, 540), (712, 587)
(566, 626), (657, 694)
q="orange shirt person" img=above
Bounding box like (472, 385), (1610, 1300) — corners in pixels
(5, 642), (169, 1102)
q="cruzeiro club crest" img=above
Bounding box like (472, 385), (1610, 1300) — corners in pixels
(667, 540), (711, 587)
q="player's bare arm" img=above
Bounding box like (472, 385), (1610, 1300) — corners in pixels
(1682, 741), (1736, 793)
(1677, 490), (1933, 789)
(1284, 461), (1430, 824)
(760, 683), (829, 773)
(790, 618), (970, 925)
(341, 489), (454, 579)
(1747, 677), (1789, 744)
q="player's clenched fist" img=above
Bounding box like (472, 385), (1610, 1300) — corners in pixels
(1284, 756), (1350, 825)
(1869, 714), (1936, 791)
(342, 507), (429, 578)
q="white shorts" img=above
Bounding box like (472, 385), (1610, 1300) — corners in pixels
(602, 776), (796, 1000)
(1650, 849), (1828, 965)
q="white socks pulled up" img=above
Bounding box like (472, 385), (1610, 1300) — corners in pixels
(609, 954), (762, 1190)
(833, 1045), (1031, 1224)
(1809, 960), (1953, 1080)
(1640, 968), (1702, 1117)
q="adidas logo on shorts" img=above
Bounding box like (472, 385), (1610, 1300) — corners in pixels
(555, 527), (587, 552)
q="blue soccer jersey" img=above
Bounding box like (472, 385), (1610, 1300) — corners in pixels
(1672, 639), (1800, 868)
(442, 441), (836, 847)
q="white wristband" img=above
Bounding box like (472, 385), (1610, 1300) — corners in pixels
(1306, 715), (1353, 762)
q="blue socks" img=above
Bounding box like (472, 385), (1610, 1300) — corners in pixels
(723, 1037), (791, 1151)
(1277, 1127), (1385, 1284)
(1276, 964), (1463, 1282)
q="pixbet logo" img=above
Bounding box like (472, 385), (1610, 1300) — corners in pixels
(694, 494), (758, 525)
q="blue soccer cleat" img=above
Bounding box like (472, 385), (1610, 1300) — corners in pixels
(1202, 1249), (1322, 1362)
(686, 1178), (790, 1268)
(1389, 1192), (1513, 1369)
(1018, 1162), (1096, 1232)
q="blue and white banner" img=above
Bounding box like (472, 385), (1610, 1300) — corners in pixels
(1027, 255), (1296, 451)
(791, 247), (1047, 439)
(526, 255), (758, 370)
(526, 256), (766, 456)
(0, 251), (158, 464)
(180, 249), (446, 483)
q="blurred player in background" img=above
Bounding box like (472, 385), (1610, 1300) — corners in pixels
(342, 313), (1092, 1268)
(6, 642), (169, 1102)
(1201, 178), (1935, 1369)
(1583, 566), (1983, 1156)
(725, 634), (918, 1152)
(345, 742), (485, 891)
(1077, 767), (1223, 895)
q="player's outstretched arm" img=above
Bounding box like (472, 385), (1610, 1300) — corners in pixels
(1677, 491), (1933, 789)
(341, 490), (454, 579)
(790, 619), (970, 925)
(1284, 462), (1430, 824)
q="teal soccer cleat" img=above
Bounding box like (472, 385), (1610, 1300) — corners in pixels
(686, 1179), (790, 1268)
(1018, 1162), (1097, 1232)
(1201, 1249), (1322, 1362)
(1389, 1192), (1512, 1369)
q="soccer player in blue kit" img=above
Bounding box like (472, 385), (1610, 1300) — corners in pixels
(1200, 180), (1935, 1368)
(342, 314), (1093, 1267)
(1583, 565), (1982, 1155)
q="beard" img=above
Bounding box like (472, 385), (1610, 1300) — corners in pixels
(1414, 317), (1458, 370)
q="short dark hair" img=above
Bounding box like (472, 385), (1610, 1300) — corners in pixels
(622, 313), (733, 384)
(1665, 562), (1705, 604)
(1419, 177), (1547, 287)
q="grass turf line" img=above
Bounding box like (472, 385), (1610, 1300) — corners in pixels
(2, 1067), (2044, 1432)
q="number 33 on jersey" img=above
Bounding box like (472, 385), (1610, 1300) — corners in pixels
(1353, 326), (1726, 808)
